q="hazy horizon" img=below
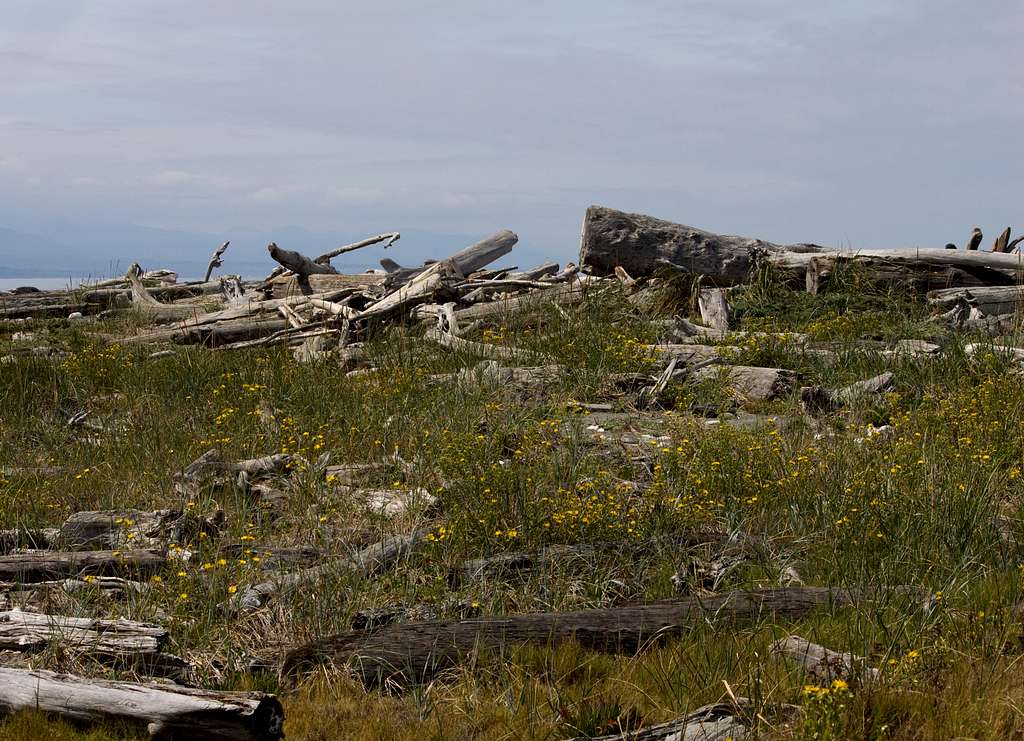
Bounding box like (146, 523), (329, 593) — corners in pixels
(2, 1), (1021, 279)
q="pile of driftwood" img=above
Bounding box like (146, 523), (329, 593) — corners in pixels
(2, 206), (1022, 737)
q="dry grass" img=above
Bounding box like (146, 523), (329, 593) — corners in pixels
(3, 274), (1024, 738)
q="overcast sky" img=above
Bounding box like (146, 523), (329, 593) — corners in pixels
(1, 1), (1022, 271)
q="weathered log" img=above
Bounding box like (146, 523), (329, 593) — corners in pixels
(928, 285), (1024, 316)
(455, 544), (599, 584)
(580, 206), (1024, 288)
(425, 325), (542, 363)
(313, 232), (400, 264)
(771, 634), (879, 684)
(203, 241), (230, 282)
(358, 230), (518, 319)
(125, 264), (206, 322)
(800, 372), (894, 412)
(566, 701), (750, 741)
(234, 531), (426, 611)
(0, 667), (283, 741)
(689, 365), (797, 402)
(267, 243), (338, 277)
(698, 288), (730, 331)
(0, 549), (164, 583)
(283, 586), (896, 684)
(59, 509), (180, 549)
(429, 360), (564, 393)
(0, 609), (166, 655)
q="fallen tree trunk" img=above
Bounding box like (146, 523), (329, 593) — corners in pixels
(566, 701), (750, 741)
(0, 667), (283, 741)
(267, 243), (338, 277)
(698, 288), (730, 331)
(928, 285), (1024, 316)
(800, 372), (894, 412)
(0, 549), (164, 583)
(59, 509), (180, 549)
(0, 610), (166, 656)
(234, 531), (426, 611)
(689, 365), (798, 402)
(771, 635), (879, 685)
(580, 206), (1024, 288)
(283, 586), (901, 685)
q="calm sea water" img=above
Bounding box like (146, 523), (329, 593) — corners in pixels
(0, 277), (82, 291)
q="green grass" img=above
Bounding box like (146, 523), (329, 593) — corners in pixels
(3, 273), (1024, 739)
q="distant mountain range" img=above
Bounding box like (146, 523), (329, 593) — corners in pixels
(0, 222), (555, 280)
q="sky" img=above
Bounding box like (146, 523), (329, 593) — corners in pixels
(0, 1), (1022, 277)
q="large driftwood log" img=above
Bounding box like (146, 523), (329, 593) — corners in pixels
(0, 610), (166, 655)
(771, 635), (879, 684)
(0, 668), (283, 741)
(0, 549), (164, 583)
(283, 586), (893, 684)
(580, 206), (1024, 288)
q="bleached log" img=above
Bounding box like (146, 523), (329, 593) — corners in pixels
(203, 241), (230, 282)
(358, 230), (518, 319)
(425, 325), (543, 363)
(772, 634), (879, 684)
(689, 365), (798, 402)
(59, 509), (180, 549)
(125, 264), (206, 322)
(0, 609), (166, 655)
(800, 371), (895, 412)
(698, 288), (730, 331)
(0, 667), (283, 740)
(267, 243), (338, 277)
(928, 285), (1024, 316)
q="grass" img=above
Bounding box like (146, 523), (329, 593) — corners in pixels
(2, 271), (1024, 738)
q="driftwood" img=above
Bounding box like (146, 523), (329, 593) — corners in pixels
(929, 285), (1024, 317)
(313, 232), (400, 264)
(0, 609), (166, 656)
(203, 241), (230, 282)
(771, 635), (879, 684)
(267, 243), (338, 278)
(283, 586), (891, 684)
(359, 230), (517, 319)
(698, 288), (730, 331)
(0, 549), (165, 583)
(580, 206), (1024, 288)
(0, 667), (283, 741)
(59, 509), (180, 549)
(125, 264), (207, 322)
(234, 530), (426, 611)
(800, 372), (895, 412)
(566, 701), (750, 741)
(689, 365), (798, 403)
